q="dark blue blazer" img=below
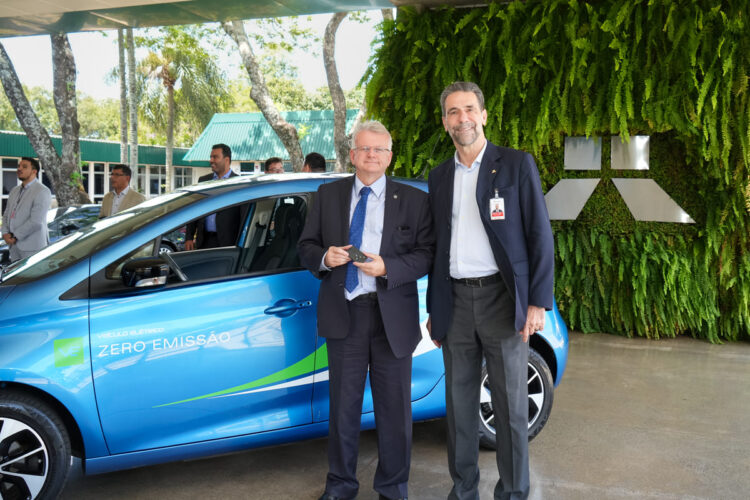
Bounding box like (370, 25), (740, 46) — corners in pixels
(427, 141), (554, 340)
(298, 175), (435, 359)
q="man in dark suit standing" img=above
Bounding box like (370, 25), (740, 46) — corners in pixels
(185, 143), (241, 250)
(427, 82), (554, 500)
(298, 121), (434, 500)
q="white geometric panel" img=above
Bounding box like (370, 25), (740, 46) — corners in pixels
(544, 179), (600, 220)
(612, 179), (694, 223)
(611, 135), (650, 170)
(564, 136), (601, 170)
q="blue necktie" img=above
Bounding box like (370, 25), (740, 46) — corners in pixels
(345, 186), (371, 292)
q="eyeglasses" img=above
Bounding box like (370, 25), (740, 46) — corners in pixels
(110, 172), (127, 177)
(353, 146), (391, 155)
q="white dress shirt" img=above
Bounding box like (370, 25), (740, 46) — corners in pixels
(449, 140), (500, 278)
(111, 186), (130, 215)
(320, 175), (387, 300)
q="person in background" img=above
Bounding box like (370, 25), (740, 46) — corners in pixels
(2, 157), (52, 262)
(265, 157), (285, 173)
(303, 152), (327, 173)
(185, 143), (241, 250)
(98, 164), (145, 218)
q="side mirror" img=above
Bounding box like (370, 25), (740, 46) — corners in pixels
(122, 257), (169, 288)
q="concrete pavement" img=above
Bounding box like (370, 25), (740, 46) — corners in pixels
(61, 332), (750, 499)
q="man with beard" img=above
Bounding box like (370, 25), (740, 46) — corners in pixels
(426, 82), (554, 500)
(185, 144), (241, 250)
(2, 157), (52, 262)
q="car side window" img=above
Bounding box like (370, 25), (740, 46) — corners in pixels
(238, 195), (307, 274)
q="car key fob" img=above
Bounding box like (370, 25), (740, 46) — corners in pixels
(347, 246), (369, 263)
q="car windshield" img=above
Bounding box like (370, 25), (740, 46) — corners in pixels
(1, 191), (203, 285)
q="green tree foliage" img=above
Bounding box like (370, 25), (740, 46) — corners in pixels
(366, 1), (750, 341)
(137, 25), (232, 147)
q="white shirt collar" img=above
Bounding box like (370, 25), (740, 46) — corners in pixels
(115, 185), (130, 198)
(454, 139), (488, 171)
(354, 174), (386, 199)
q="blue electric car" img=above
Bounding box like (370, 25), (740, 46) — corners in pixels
(0, 174), (568, 499)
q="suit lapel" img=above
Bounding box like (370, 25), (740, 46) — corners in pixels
(379, 177), (400, 254)
(434, 162), (455, 231)
(339, 175), (355, 243)
(476, 141), (502, 211)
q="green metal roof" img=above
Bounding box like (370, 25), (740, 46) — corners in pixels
(183, 109), (359, 162)
(0, 130), (208, 167)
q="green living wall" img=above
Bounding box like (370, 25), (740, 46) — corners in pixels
(366, 0), (750, 341)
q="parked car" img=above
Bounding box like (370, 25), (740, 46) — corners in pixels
(0, 174), (568, 499)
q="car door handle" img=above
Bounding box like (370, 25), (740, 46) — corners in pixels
(264, 299), (313, 317)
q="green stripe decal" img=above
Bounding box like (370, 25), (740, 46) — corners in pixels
(155, 344), (328, 408)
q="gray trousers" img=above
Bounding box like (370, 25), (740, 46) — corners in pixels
(9, 245), (37, 262)
(442, 280), (529, 500)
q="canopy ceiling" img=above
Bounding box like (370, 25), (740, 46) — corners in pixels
(0, 0), (396, 36)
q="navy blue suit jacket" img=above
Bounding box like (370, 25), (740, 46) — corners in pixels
(298, 175), (435, 359)
(427, 141), (554, 340)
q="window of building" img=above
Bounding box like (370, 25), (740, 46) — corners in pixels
(174, 167), (192, 188)
(93, 162), (106, 203)
(2, 158), (20, 213)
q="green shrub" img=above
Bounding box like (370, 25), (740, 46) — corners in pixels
(366, 0), (750, 341)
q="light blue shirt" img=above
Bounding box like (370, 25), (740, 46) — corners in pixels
(205, 169), (233, 232)
(320, 174), (386, 300)
(449, 140), (500, 278)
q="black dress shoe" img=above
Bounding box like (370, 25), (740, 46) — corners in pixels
(318, 494), (345, 500)
(378, 495), (407, 500)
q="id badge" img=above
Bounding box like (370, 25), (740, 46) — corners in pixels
(490, 196), (505, 220)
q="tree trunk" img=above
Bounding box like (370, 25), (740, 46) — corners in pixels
(222, 20), (304, 171)
(127, 28), (139, 175)
(50, 33), (81, 208)
(324, 12), (350, 173)
(0, 42), (62, 185)
(118, 28), (128, 164)
(381, 9), (394, 21)
(165, 83), (174, 193)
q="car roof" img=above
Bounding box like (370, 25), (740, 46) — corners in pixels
(179, 172), (426, 196)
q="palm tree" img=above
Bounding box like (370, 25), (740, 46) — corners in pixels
(138, 26), (230, 193)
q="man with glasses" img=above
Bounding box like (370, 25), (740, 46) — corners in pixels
(298, 121), (434, 500)
(99, 164), (145, 218)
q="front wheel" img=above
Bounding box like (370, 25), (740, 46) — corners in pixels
(478, 348), (555, 449)
(0, 392), (71, 500)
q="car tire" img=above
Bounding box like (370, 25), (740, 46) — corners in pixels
(158, 242), (176, 254)
(478, 348), (555, 449)
(0, 391), (71, 500)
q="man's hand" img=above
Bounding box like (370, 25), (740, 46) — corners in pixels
(184, 240), (195, 251)
(427, 316), (442, 348)
(354, 250), (386, 277)
(520, 305), (545, 343)
(2, 233), (14, 246)
(324, 245), (352, 268)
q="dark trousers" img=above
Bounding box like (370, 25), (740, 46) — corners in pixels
(442, 280), (529, 500)
(325, 295), (412, 499)
(201, 231), (219, 249)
